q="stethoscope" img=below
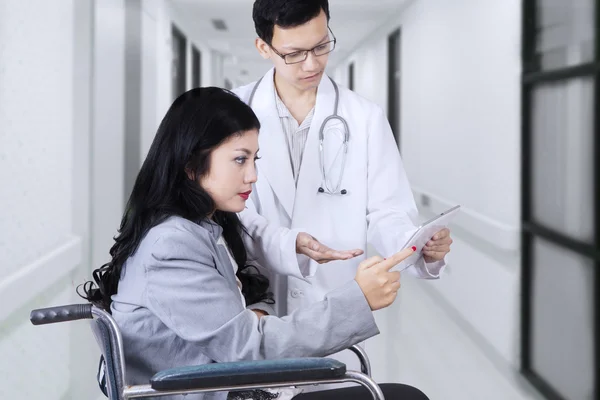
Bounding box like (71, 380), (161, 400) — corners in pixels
(248, 76), (350, 196)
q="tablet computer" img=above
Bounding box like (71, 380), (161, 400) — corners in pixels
(393, 205), (461, 272)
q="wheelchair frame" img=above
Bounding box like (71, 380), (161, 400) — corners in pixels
(30, 303), (383, 400)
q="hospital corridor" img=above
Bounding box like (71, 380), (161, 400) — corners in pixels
(0, 0), (597, 399)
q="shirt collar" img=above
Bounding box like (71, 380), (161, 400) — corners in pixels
(274, 88), (292, 118)
(274, 87), (316, 129)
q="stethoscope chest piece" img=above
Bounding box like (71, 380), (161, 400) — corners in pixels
(316, 80), (350, 196)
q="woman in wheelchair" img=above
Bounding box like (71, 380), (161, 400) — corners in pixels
(80, 87), (429, 400)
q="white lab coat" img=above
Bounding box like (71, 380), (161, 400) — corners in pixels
(233, 68), (445, 317)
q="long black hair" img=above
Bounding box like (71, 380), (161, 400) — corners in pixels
(79, 87), (273, 311)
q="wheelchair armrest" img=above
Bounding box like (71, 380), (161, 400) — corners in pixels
(150, 358), (346, 391)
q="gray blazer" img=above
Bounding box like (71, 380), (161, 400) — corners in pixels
(110, 216), (379, 400)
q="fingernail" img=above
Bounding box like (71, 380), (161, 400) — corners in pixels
(383, 258), (387, 260)
(411, 246), (417, 251)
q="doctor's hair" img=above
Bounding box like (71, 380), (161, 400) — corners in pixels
(253, 0), (330, 44)
(78, 87), (274, 312)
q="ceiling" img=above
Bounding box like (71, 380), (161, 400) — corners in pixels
(169, 0), (408, 84)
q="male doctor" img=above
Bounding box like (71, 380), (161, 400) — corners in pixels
(234, 0), (453, 318)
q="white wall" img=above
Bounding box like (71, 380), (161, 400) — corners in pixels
(140, 0), (218, 160)
(70, 1), (98, 397)
(330, 40), (389, 109)
(91, 0), (127, 274)
(140, 0), (160, 161)
(0, 1), (86, 399)
(332, 0), (523, 369)
(0, 2), (75, 283)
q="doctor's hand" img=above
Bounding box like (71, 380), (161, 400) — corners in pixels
(296, 232), (364, 264)
(423, 228), (453, 263)
(354, 247), (415, 311)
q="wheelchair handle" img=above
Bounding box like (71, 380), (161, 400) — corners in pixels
(30, 303), (93, 325)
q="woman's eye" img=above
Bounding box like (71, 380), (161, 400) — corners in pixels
(235, 157), (247, 165)
(254, 156), (261, 162)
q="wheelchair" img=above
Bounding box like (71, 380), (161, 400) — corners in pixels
(30, 303), (382, 399)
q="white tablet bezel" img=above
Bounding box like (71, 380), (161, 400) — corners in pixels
(393, 205), (461, 271)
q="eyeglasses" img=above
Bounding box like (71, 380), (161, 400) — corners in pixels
(268, 27), (337, 65)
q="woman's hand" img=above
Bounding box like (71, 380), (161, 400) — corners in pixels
(354, 247), (415, 311)
(296, 232), (364, 264)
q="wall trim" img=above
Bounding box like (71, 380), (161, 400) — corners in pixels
(0, 236), (82, 322)
(412, 186), (521, 253)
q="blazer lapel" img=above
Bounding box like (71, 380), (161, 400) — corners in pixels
(214, 245), (242, 294)
(197, 220), (239, 293)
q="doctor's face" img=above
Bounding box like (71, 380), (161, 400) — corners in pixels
(199, 129), (259, 213)
(257, 9), (331, 92)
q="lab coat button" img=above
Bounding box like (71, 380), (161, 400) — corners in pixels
(290, 289), (303, 298)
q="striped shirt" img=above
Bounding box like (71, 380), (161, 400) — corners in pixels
(274, 89), (315, 186)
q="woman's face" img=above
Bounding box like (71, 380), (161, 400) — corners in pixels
(200, 129), (259, 213)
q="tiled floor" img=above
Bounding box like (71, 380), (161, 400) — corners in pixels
(367, 277), (546, 400)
